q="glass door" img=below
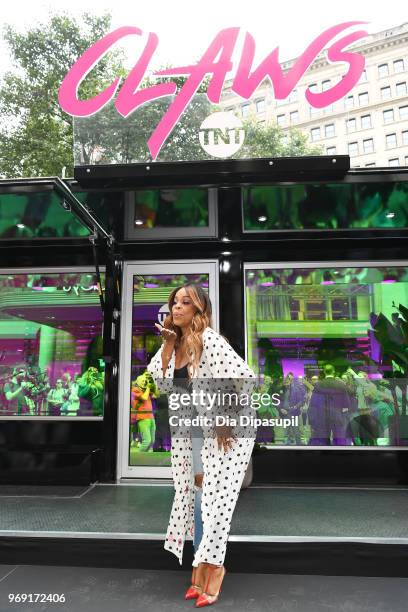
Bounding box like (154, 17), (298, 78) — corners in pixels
(117, 261), (219, 479)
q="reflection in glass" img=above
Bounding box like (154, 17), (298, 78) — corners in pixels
(0, 191), (90, 239)
(243, 182), (408, 231)
(245, 265), (408, 447)
(129, 273), (210, 467)
(131, 189), (209, 229)
(0, 273), (105, 417)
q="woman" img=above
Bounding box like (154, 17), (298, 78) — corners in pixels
(148, 283), (256, 607)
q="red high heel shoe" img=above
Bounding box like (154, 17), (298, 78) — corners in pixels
(195, 565), (226, 607)
(185, 565), (204, 600)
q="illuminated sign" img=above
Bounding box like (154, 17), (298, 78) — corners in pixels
(59, 22), (368, 160)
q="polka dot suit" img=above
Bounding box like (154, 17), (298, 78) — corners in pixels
(148, 327), (257, 566)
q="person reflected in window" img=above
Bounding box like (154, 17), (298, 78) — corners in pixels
(130, 372), (158, 452)
(47, 379), (66, 416)
(3, 368), (30, 416)
(280, 372), (305, 445)
(308, 364), (351, 445)
(77, 367), (104, 416)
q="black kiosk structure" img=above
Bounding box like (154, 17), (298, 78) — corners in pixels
(1, 155), (408, 575)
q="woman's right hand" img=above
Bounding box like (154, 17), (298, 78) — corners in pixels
(155, 323), (177, 344)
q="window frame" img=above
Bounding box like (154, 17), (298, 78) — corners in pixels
(124, 188), (218, 240)
(381, 86), (392, 100)
(386, 133), (397, 149)
(310, 127), (321, 141)
(396, 82), (407, 96)
(358, 91), (369, 106)
(360, 114), (372, 129)
(243, 260), (408, 451)
(394, 59), (405, 73)
(363, 138), (374, 154)
(0, 266), (106, 421)
(383, 108), (395, 124)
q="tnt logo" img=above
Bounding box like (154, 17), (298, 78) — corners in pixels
(199, 112), (245, 158)
(158, 304), (170, 326)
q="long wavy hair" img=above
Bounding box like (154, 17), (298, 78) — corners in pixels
(163, 283), (213, 377)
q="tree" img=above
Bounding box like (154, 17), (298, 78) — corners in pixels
(0, 12), (123, 178)
(236, 116), (322, 159)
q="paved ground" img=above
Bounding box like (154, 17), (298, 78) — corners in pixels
(0, 565), (407, 612)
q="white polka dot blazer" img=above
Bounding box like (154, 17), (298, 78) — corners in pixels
(148, 326), (257, 567)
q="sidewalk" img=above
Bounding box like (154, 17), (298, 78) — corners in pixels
(0, 565), (407, 612)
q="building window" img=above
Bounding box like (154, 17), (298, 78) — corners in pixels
(359, 92), (369, 106)
(383, 109), (394, 124)
(389, 158), (400, 167)
(311, 127), (321, 141)
(308, 83), (318, 93)
(363, 138), (374, 154)
(360, 69), (367, 82)
(310, 106), (320, 117)
(289, 89), (298, 103)
(322, 79), (331, 91)
(399, 105), (408, 120)
(402, 130), (408, 146)
(344, 95), (354, 109)
(324, 123), (335, 138)
(277, 114), (286, 126)
(394, 59), (405, 73)
(361, 114), (372, 129)
(396, 82), (407, 96)
(378, 63), (389, 78)
(348, 141), (358, 156)
(242, 104), (250, 117)
(405, 156), (408, 166)
(256, 99), (265, 113)
(346, 118), (356, 132)
(326, 146), (336, 155)
(386, 133), (397, 148)
(290, 110), (299, 123)
(381, 86), (392, 100)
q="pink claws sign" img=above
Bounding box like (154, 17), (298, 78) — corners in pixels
(59, 21), (368, 161)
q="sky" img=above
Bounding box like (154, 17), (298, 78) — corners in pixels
(0, 0), (406, 76)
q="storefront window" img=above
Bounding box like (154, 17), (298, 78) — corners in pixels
(242, 182), (408, 231)
(245, 264), (408, 447)
(0, 271), (105, 418)
(0, 190), (90, 239)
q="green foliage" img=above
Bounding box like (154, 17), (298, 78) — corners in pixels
(0, 12), (122, 178)
(236, 116), (323, 159)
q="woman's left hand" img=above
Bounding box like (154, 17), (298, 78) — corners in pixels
(216, 425), (236, 453)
